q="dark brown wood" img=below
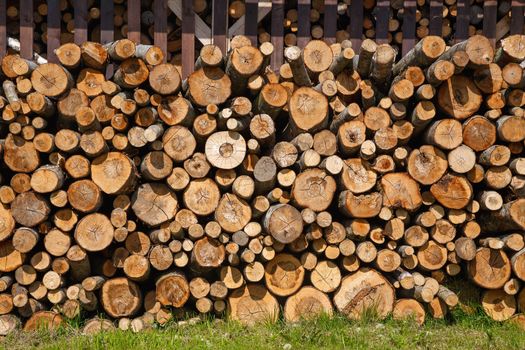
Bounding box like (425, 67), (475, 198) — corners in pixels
(324, 0), (337, 44)
(297, 0), (311, 48)
(0, 0), (4, 59)
(74, 0), (88, 45)
(271, 0), (284, 71)
(429, 0), (443, 36)
(510, 0), (525, 35)
(182, 0), (195, 79)
(154, 0), (168, 62)
(349, 0), (363, 50)
(245, 0), (259, 46)
(212, 0), (228, 55)
(47, 0), (61, 63)
(483, 1), (498, 48)
(402, 1), (417, 56)
(455, 0), (470, 43)
(127, 0), (141, 43)
(375, 0), (389, 44)
(100, 0), (114, 78)
(19, 0), (33, 60)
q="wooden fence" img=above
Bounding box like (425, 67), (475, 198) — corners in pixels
(0, 0), (524, 80)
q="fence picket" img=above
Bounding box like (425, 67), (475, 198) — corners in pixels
(297, 0), (311, 48)
(181, 0), (195, 79)
(20, 0), (33, 59)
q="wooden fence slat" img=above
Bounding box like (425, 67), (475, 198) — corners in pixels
(375, 0), (389, 44)
(429, 0), (443, 36)
(0, 0), (7, 59)
(181, 0), (195, 79)
(212, 0), (228, 54)
(271, 0), (284, 71)
(483, 1), (497, 48)
(47, 0), (61, 63)
(74, 0), (87, 45)
(20, 0), (33, 59)
(154, 0), (168, 62)
(349, 0), (363, 50)
(297, 0), (311, 48)
(455, 0), (470, 43)
(402, 0), (417, 56)
(510, 0), (525, 35)
(245, 0), (259, 45)
(128, 0), (141, 43)
(101, 0), (115, 78)
(324, 0), (337, 44)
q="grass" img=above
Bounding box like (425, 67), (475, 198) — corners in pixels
(2, 306), (525, 350)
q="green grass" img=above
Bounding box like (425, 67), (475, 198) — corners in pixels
(2, 307), (525, 350)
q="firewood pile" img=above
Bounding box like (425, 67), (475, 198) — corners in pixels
(0, 32), (524, 334)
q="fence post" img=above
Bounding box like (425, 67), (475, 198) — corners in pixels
(20, 0), (33, 60)
(349, 0), (363, 50)
(483, 1), (497, 48)
(402, 1), (416, 56)
(154, 0), (168, 62)
(181, 0), (195, 79)
(271, 0), (284, 71)
(375, 0), (389, 44)
(212, 0), (228, 53)
(297, 0), (311, 48)
(455, 0), (470, 43)
(0, 0), (6, 59)
(128, 0), (141, 43)
(429, 0), (443, 36)
(244, 0), (259, 46)
(510, 0), (525, 35)
(324, 0), (337, 44)
(74, 0), (87, 45)
(47, 0), (61, 63)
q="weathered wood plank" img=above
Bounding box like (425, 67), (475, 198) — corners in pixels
(297, 0), (311, 48)
(212, 0), (228, 54)
(271, 0), (284, 71)
(74, 0), (88, 45)
(181, 0), (195, 79)
(101, 0), (115, 78)
(0, 0), (4, 59)
(349, 0), (363, 50)
(324, 0), (337, 44)
(375, 0), (389, 44)
(154, 0), (168, 62)
(20, 0), (33, 59)
(429, 0), (443, 36)
(128, 0), (141, 43)
(46, 0), (61, 63)
(455, 0), (470, 43)
(402, 0), (417, 56)
(483, 0), (497, 48)
(244, 0), (259, 45)
(510, 0), (524, 35)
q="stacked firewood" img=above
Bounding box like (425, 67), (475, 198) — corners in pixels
(258, 0), (517, 51)
(4, 1), (521, 69)
(0, 32), (524, 334)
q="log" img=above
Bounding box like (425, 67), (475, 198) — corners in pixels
(227, 284), (279, 325)
(284, 286), (333, 322)
(333, 268), (395, 320)
(264, 253), (304, 297)
(101, 278), (142, 318)
(155, 272), (190, 308)
(468, 248), (511, 289)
